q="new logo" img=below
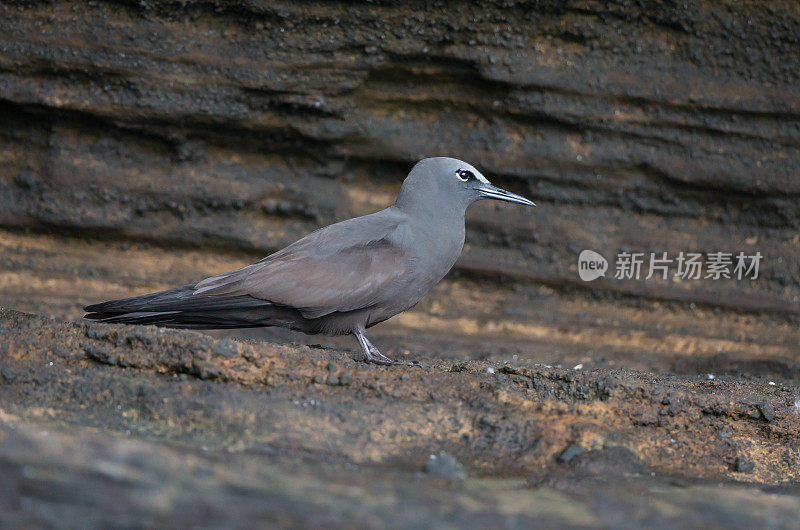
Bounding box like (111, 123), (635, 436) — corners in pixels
(578, 250), (608, 281)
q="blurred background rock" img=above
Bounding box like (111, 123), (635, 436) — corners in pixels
(1, 0), (799, 374)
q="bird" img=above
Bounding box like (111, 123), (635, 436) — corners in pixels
(84, 157), (535, 365)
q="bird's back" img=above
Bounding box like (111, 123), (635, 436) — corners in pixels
(198, 205), (463, 320)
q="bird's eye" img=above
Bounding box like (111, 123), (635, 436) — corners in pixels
(456, 169), (474, 182)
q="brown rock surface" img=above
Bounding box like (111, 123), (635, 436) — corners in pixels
(1, 0), (799, 526)
(2, 308), (800, 527)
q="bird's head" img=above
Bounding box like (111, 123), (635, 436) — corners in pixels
(395, 157), (536, 213)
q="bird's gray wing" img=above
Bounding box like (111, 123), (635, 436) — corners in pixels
(193, 212), (410, 319)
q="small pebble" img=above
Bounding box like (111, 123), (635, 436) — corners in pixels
(423, 451), (466, 481)
(758, 402), (775, 422)
(211, 339), (238, 358)
(735, 457), (755, 473)
(14, 171), (36, 189)
(556, 445), (585, 464)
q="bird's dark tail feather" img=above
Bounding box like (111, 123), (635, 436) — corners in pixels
(84, 285), (283, 329)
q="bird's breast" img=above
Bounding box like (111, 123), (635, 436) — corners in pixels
(398, 221), (465, 299)
(355, 214), (465, 329)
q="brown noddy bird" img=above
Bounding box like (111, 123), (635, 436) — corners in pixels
(84, 157), (535, 365)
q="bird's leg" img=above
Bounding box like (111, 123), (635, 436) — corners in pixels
(354, 329), (421, 367)
(355, 329), (394, 365)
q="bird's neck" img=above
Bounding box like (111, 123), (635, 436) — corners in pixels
(391, 201), (466, 260)
(394, 198), (465, 233)
(394, 190), (467, 226)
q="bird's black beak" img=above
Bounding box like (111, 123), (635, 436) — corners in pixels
(477, 183), (536, 207)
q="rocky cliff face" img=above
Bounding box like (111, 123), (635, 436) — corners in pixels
(3, 0), (800, 371)
(1, 1), (799, 526)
